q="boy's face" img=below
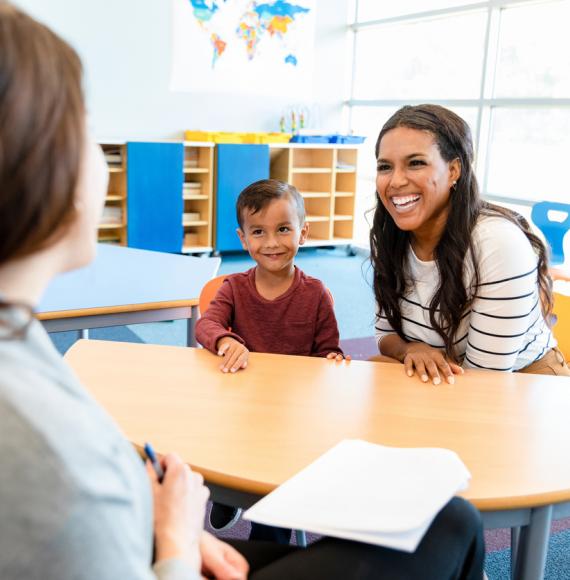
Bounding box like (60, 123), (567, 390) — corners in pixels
(237, 197), (309, 274)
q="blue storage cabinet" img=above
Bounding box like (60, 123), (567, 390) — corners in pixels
(215, 144), (270, 252)
(127, 142), (184, 253)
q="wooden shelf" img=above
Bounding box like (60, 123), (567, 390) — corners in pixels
(292, 167), (332, 174)
(100, 143), (128, 246)
(98, 223), (125, 230)
(183, 194), (209, 200)
(182, 245), (214, 254)
(182, 143), (214, 252)
(98, 234), (122, 242)
(268, 144), (358, 245)
(183, 220), (209, 227)
(301, 191), (330, 198)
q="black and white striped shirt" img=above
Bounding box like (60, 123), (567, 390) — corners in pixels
(375, 216), (554, 371)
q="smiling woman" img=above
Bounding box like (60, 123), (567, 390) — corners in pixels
(370, 104), (570, 382)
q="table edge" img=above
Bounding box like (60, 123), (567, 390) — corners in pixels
(36, 299), (199, 320)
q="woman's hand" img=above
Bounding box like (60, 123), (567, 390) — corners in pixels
(146, 453), (210, 571)
(326, 352), (352, 363)
(402, 343), (463, 385)
(200, 531), (249, 580)
(216, 337), (249, 373)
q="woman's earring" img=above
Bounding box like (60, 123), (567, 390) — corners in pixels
(451, 180), (457, 191)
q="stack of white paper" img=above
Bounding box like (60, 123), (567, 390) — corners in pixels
(244, 439), (470, 552)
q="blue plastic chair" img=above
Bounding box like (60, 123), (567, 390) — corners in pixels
(531, 201), (570, 266)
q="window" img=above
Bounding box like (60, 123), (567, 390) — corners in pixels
(347, 0), (570, 244)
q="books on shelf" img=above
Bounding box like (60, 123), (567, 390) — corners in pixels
(184, 232), (200, 246)
(103, 148), (123, 167)
(244, 439), (471, 553)
(183, 182), (202, 195)
(183, 212), (201, 222)
(184, 148), (199, 168)
(99, 206), (123, 225)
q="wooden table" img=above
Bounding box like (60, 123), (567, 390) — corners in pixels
(38, 244), (220, 346)
(65, 340), (570, 580)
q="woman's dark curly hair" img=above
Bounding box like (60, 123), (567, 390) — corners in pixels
(370, 104), (552, 361)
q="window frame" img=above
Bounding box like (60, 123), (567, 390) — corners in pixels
(346, 0), (570, 208)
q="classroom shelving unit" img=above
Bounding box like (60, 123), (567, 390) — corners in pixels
(99, 142), (127, 246)
(269, 143), (358, 247)
(181, 141), (215, 254)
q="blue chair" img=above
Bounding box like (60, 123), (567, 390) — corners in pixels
(531, 201), (570, 266)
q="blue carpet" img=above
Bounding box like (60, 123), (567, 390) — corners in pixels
(485, 528), (570, 579)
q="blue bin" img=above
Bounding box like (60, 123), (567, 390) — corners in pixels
(329, 135), (366, 144)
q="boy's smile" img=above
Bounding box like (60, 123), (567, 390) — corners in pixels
(237, 197), (309, 277)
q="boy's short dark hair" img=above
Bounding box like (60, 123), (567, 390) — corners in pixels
(236, 179), (305, 229)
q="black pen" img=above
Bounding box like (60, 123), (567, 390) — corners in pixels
(144, 442), (164, 483)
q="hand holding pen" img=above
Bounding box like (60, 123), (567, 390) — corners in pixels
(144, 442), (248, 578)
(144, 443), (209, 572)
(144, 442), (164, 482)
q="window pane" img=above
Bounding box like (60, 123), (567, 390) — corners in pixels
(357, 0), (482, 22)
(494, 1), (570, 98)
(353, 12), (487, 100)
(486, 108), (570, 202)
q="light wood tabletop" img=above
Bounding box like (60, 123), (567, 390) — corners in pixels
(64, 339), (570, 513)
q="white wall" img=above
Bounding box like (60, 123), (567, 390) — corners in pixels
(14, 0), (350, 140)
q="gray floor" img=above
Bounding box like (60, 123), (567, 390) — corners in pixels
(50, 247), (377, 355)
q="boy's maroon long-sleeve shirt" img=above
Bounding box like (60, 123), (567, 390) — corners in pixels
(195, 267), (342, 357)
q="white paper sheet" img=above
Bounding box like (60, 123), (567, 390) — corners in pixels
(244, 439), (471, 552)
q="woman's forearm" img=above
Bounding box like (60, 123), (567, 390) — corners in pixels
(378, 334), (410, 362)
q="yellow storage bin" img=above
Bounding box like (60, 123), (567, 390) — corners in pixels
(260, 132), (292, 143)
(184, 131), (292, 144)
(184, 130), (216, 142)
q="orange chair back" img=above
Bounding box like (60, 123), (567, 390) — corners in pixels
(553, 292), (570, 360)
(199, 274), (230, 316)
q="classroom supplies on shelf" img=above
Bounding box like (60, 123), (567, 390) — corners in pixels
(329, 134), (366, 144)
(99, 142), (127, 245)
(99, 206), (123, 226)
(244, 439), (471, 553)
(184, 232), (200, 246)
(184, 130), (292, 144)
(289, 134), (331, 144)
(290, 134), (366, 144)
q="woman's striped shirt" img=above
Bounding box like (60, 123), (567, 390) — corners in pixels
(375, 215), (554, 371)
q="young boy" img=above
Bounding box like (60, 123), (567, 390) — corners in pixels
(196, 178), (347, 542)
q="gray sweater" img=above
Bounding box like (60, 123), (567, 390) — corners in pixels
(0, 308), (199, 580)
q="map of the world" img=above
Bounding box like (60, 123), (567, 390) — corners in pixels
(171, 0), (315, 96)
(190, 0), (310, 68)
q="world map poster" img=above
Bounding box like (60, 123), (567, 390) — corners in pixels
(170, 0), (315, 96)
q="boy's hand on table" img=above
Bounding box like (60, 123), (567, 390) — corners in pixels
(216, 337), (249, 373)
(326, 352), (352, 363)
